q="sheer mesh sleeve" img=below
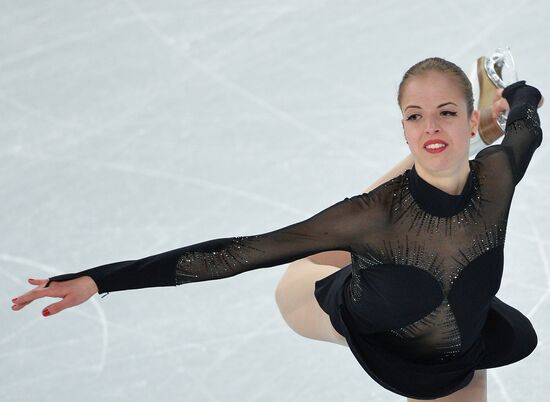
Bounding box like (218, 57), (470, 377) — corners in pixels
(499, 81), (543, 186)
(45, 194), (370, 294)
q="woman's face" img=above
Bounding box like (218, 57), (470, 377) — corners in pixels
(400, 70), (478, 175)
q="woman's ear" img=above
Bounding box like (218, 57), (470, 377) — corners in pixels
(470, 110), (480, 134)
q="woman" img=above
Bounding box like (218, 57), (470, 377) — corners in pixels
(11, 57), (544, 401)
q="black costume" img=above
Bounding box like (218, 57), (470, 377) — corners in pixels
(46, 81), (543, 399)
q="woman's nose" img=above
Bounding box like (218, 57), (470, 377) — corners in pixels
(424, 118), (440, 135)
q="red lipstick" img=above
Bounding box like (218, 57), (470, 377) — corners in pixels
(423, 139), (448, 154)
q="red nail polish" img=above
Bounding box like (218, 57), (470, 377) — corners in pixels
(12, 298), (17, 303)
(42, 309), (50, 317)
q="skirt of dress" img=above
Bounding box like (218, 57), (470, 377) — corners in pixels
(314, 264), (538, 400)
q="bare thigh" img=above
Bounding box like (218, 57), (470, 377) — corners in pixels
(275, 261), (348, 347)
(407, 369), (487, 402)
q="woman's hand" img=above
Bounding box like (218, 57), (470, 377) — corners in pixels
(493, 88), (510, 118)
(493, 88), (545, 118)
(11, 276), (99, 317)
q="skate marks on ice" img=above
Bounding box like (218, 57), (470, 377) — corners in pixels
(0, 253), (109, 374)
(525, 214), (550, 320)
(119, 0), (382, 166)
(3, 1), (550, 401)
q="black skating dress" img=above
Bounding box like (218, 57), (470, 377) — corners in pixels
(46, 82), (543, 400)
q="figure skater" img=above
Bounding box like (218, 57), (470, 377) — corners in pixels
(11, 52), (544, 401)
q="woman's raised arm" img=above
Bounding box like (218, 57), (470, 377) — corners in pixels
(497, 81), (544, 185)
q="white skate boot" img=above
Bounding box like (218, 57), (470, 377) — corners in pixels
(469, 47), (518, 157)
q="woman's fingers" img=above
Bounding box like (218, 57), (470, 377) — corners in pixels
(491, 88), (509, 119)
(493, 99), (510, 118)
(11, 278), (50, 307)
(12, 284), (66, 308)
(28, 278), (49, 286)
(12, 276), (98, 316)
(12, 297), (72, 316)
(11, 300), (32, 311)
(42, 297), (79, 317)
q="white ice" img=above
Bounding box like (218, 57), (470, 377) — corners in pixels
(2, 1), (549, 401)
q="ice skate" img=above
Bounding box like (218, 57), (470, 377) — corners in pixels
(474, 48), (518, 145)
(468, 47), (519, 157)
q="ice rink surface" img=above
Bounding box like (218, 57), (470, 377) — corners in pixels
(2, 1), (549, 401)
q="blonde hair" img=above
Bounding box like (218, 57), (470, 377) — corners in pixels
(397, 57), (474, 116)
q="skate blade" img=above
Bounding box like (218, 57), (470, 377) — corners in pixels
(477, 56), (504, 145)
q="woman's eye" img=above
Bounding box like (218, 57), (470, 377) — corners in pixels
(441, 111), (458, 117)
(406, 114), (420, 121)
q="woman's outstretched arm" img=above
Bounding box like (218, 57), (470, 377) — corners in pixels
(304, 152), (414, 268)
(11, 186), (376, 315)
(11, 152), (412, 316)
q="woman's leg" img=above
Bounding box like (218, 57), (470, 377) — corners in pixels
(276, 263), (487, 401)
(275, 153), (416, 345)
(275, 259), (348, 346)
(406, 369), (487, 402)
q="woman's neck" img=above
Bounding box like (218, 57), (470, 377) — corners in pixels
(413, 161), (471, 196)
